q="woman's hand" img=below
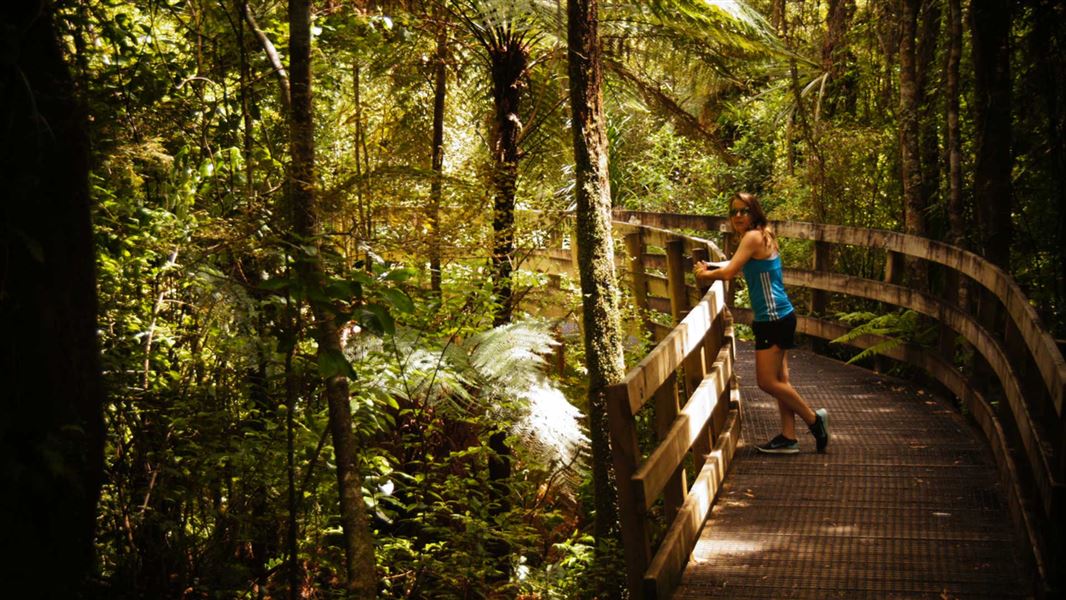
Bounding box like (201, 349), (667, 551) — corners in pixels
(693, 260), (713, 284)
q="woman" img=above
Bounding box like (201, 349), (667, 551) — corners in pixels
(694, 192), (829, 454)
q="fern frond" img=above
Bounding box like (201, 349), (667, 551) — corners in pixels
(467, 319), (557, 400)
(844, 339), (903, 365)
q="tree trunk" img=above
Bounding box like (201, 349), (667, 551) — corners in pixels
(287, 0), (376, 596)
(970, 0), (1013, 268)
(568, 0), (627, 596)
(429, 14), (448, 293)
(1029, 0), (1066, 317)
(822, 0), (857, 117)
(772, 0), (786, 35)
(916, 0), (942, 228)
(945, 0), (964, 247)
(898, 0), (926, 285)
(489, 42), (525, 327)
(0, 3), (104, 596)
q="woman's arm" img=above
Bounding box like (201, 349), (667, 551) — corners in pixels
(694, 230), (761, 285)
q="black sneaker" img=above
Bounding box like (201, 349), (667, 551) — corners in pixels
(809, 408), (829, 452)
(756, 434), (799, 454)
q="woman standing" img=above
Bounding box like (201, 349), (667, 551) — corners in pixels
(694, 192), (829, 454)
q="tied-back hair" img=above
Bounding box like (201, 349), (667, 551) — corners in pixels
(732, 192), (777, 250)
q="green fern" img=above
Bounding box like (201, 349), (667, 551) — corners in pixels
(355, 318), (588, 472)
(830, 309), (933, 365)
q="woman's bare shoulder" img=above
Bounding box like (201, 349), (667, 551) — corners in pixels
(740, 229), (764, 245)
(743, 228), (776, 257)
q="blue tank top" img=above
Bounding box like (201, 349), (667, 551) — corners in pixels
(741, 254), (794, 322)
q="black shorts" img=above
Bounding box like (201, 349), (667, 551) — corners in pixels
(752, 311), (797, 351)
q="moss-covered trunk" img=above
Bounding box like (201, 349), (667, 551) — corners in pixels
(568, 0), (627, 595)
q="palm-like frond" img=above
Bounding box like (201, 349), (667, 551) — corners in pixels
(350, 319), (588, 472)
(596, 0), (816, 155)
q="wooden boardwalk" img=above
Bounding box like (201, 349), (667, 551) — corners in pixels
(674, 342), (1033, 599)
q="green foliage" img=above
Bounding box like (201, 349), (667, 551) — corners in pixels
(830, 310), (937, 365)
(72, 0), (1066, 595)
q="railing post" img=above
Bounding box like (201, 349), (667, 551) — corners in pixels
(811, 241), (831, 315)
(938, 269), (960, 362)
(605, 384), (650, 599)
(666, 238), (689, 323)
(625, 231), (653, 340)
(692, 247), (710, 296)
(653, 372), (687, 525)
(722, 232), (737, 308)
(884, 250), (905, 285)
(683, 333), (712, 471)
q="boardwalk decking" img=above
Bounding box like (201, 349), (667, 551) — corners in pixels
(674, 342), (1033, 599)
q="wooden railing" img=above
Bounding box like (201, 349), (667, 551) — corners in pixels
(499, 205), (1064, 596)
(605, 210), (1066, 596)
(525, 218), (741, 598)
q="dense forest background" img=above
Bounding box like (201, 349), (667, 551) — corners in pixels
(2, 0), (1063, 598)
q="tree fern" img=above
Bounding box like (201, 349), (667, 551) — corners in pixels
(349, 318), (588, 471)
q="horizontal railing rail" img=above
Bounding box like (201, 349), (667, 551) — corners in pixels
(612, 209), (1065, 596)
(524, 218), (739, 598)
(383, 205), (1063, 596)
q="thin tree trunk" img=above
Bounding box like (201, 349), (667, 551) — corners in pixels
(772, 0), (786, 35)
(1030, 0), (1065, 316)
(568, 0), (627, 596)
(970, 0), (1013, 268)
(822, 0), (857, 117)
(1, 3), (103, 595)
(488, 40), (525, 327)
(242, 2), (291, 112)
(237, 0), (256, 200)
(284, 313), (301, 600)
(899, 0), (926, 285)
(353, 63), (373, 264)
(916, 0), (942, 230)
(287, 0), (375, 596)
(429, 14), (448, 293)
(945, 0), (964, 247)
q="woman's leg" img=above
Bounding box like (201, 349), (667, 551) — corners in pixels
(775, 353), (797, 438)
(756, 345), (816, 435)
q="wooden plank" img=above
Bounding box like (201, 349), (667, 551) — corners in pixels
(686, 284), (702, 306)
(652, 321), (671, 342)
(605, 382), (650, 599)
(643, 253), (667, 271)
(633, 348), (732, 511)
(625, 231), (653, 339)
(666, 240), (688, 322)
(653, 373), (687, 524)
(811, 240), (831, 313)
(619, 281), (728, 415)
(646, 273), (669, 298)
(643, 396), (741, 599)
(611, 209), (724, 233)
(523, 252), (575, 275)
(647, 296), (672, 315)
(774, 314), (1052, 591)
(763, 305), (1060, 521)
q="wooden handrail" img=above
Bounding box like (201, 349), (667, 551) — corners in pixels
(519, 208), (1064, 596)
(608, 210), (1065, 597)
(614, 209), (1066, 420)
(525, 218), (739, 598)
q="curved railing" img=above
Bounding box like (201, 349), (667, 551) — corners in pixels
(522, 209), (1064, 597)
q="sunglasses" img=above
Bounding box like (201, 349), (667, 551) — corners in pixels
(729, 208), (751, 217)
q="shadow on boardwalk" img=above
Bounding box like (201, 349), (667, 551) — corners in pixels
(675, 342), (1034, 599)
